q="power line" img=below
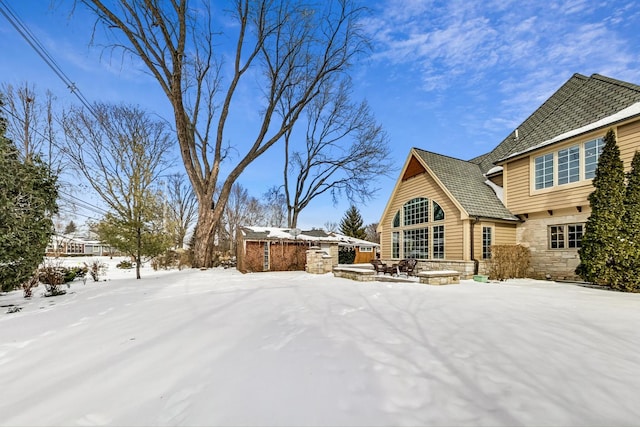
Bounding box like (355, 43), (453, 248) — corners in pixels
(0, 0), (99, 118)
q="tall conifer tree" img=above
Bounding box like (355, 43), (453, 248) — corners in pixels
(339, 205), (367, 239)
(0, 99), (58, 292)
(577, 129), (625, 286)
(620, 151), (640, 291)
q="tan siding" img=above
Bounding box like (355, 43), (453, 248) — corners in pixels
(379, 172), (464, 260)
(495, 223), (517, 245)
(472, 222), (517, 260)
(619, 120), (640, 165)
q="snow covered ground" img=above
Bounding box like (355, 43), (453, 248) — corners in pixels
(1, 257), (639, 426)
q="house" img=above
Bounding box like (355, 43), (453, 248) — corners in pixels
(236, 226), (379, 273)
(378, 73), (640, 279)
(46, 233), (118, 257)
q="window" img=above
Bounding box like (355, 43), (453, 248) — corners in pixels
(359, 246), (373, 252)
(584, 138), (604, 179)
(390, 197), (445, 259)
(403, 197), (429, 226)
(392, 232), (400, 258)
(432, 225), (444, 259)
(433, 201), (444, 221)
(549, 224), (584, 249)
(558, 145), (580, 185)
(404, 228), (429, 259)
(482, 227), (492, 259)
(534, 153), (554, 189)
(66, 242), (83, 254)
(263, 242), (269, 271)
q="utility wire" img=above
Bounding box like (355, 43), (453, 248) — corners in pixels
(0, 0), (100, 119)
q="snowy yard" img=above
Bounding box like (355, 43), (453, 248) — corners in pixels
(1, 258), (639, 426)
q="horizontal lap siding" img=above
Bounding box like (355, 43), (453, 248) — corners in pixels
(380, 172), (464, 260)
(619, 120), (640, 165)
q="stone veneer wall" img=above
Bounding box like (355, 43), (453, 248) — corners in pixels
(516, 210), (590, 280)
(382, 259), (476, 280)
(305, 247), (334, 274)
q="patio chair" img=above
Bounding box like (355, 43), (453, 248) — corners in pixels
(370, 259), (387, 275)
(397, 258), (417, 277)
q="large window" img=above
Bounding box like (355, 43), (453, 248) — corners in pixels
(549, 224), (584, 249)
(534, 136), (605, 190)
(403, 197), (429, 226)
(390, 198), (445, 259)
(534, 153), (554, 189)
(404, 228), (429, 259)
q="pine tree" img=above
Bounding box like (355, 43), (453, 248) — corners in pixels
(619, 151), (640, 291)
(339, 205), (366, 239)
(0, 100), (58, 292)
(577, 129), (625, 286)
(64, 220), (78, 235)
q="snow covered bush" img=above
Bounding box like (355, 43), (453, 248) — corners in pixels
(87, 259), (107, 282)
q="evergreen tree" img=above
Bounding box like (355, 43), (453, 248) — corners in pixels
(0, 100), (58, 292)
(64, 220), (78, 235)
(577, 129), (625, 286)
(619, 151), (640, 291)
(339, 205), (366, 239)
(95, 194), (171, 280)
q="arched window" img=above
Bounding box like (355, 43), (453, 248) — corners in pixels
(390, 197), (446, 259)
(433, 201), (445, 221)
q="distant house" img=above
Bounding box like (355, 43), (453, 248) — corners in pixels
(236, 226), (379, 273)
(46, 234), (118, 257)
(378, 73), (640, 279)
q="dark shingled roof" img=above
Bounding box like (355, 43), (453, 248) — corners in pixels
(471, 73), (640, 173)
(413, 149), (518, 221)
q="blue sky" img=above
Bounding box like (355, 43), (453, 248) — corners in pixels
(2, 0), (640, 229)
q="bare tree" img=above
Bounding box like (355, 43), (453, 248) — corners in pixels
(78, 0), (370, 267)
(282, 76), (392, 227)
(1, 83), (62, 170)
(164, 173), (197, 248)
(364, 222), (380, 243)
(324, 221), (339, 233)
(262, 185), (287, 227)
(220, 183), (264, 254)
(61, 103), (173, 279)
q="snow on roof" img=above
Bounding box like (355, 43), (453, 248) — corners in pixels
(500, 101), (640, 162)
(484, 180), (504, 204)
(240, 226), (379, 247)
(485, 166), (503, 175)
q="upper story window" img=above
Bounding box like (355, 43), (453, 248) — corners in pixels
(584, 138), (604, 179)
(534, 153), (554, 189)
(403, 197), (429, 226)
(558, 145), (580, 185)
(533, 136), (604, 191)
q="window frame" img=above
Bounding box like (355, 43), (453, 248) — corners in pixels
(548, 223), (584, 250)
(482, 226), (492, 259)
(531, 135), (605, 192)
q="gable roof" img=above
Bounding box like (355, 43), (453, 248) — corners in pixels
(413, 149), (519, 221)
(472, 73), (640, 172)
